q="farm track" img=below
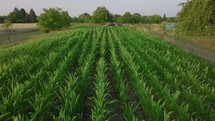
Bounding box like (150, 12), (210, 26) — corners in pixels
(0, 26), (215, 121)
(155, 34), (215, 64)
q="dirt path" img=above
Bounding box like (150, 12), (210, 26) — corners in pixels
(156, 35), (215, 64)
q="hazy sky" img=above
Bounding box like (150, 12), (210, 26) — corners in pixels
(0, 0), (187, 17)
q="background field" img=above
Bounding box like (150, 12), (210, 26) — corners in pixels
(0, 23), (39, 47)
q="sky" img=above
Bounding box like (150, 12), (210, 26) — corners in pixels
(0, 0), (187, 17)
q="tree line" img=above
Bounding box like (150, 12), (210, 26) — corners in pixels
(0, 7), (37, 23)
(72, 7), (175, 24)
(0, 7), (175, 25)
(37, 7), (175, 32)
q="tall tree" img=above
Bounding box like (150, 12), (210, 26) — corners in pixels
(132, 13), (142, 23)
(7, 7), (30, 23)
(92, 7), (112, 24)
(0, 16), (6, 23)
(20, 8), (27, 23)
(163, 14), (167, 21)
(13, 7), (19, 14)
(7, 7), (20, 23)
(29, 9), (37, 23)
(122, 12), (132, 23)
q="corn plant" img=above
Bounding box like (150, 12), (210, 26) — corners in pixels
(0, 26), (215, 121)
(91, 58), (111, 121)
(108, 27), (138, 121)
(115, 27), (215, 120)
(111, 30), (164, 121)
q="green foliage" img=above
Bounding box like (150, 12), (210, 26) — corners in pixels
(147, 15), (162, 24)
(132, 13), (142, 23)
(122, 12), (132, 23)
(19, 8), (27, 23)
(71, 17), (78, 23)
(116, 16), (124, 24)
(78, 13), (91, 23)
(166, 17), (176, 22)
(0, 16), (6, 23)
(177, 0), (215, 36)
(114, 12), (163, 24)
(92, 7), (113, 24)
(91, 58), (110, 121)
(29, 9), (37, 23)
(6, 7), (37, 23)
(37, 7), (71, 32)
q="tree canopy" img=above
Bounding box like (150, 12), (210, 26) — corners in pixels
(0, 16), (6, 23)
(37, 8), (71, 32)
(7, 7), (37, 23)
(29, 9), (37, 23)
(92, 7), (113, 24)
(1, 6), (172, 25)
(176, 0), (215, 36)
(147, 15), (162, 24)
(78, 13), (91, 23)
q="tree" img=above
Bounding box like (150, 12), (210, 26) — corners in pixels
(122, 12), (132, 23)
(176, 0), (215, 36)
(92, 7), (112, 24)
(147, 15), (162, 23)
(132, 13), (142, 23)
(37, 7), (71, 32)
(71, 17), (78, 23)
(1, 19), (15, 40)
(20, 8), (27, 23)
(78, 13), (91, 23)
(166, 17), (176, 22)
(7, 7), (28, 23)
(163, 14), (167, 21)
(116, 16), (124, 24)
(6, 8), (37, 23)
(12, 7), (22, 23)
(0, 16), (6, 23)
(29, 9), (37, 23)
(61, 11), (72, 27)
(141, 16), (148, 23)
(7, 7), (20, 23)
(113, 14), (120, 23)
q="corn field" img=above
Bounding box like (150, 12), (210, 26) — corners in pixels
(0, 26), (215, 121)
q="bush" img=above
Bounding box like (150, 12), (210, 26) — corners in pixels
(176, 0), (215, 36)
(37, 8), (71, 32)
